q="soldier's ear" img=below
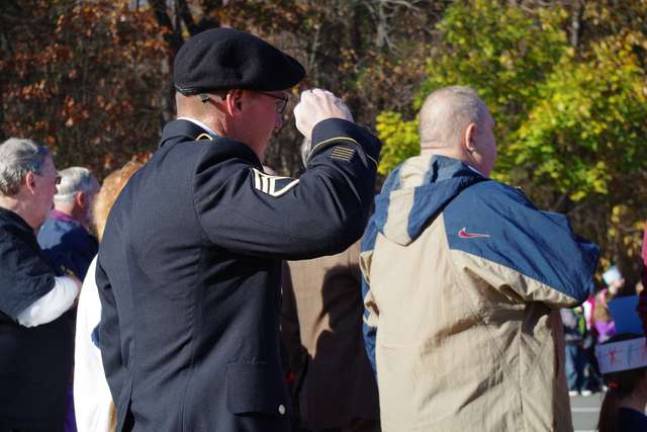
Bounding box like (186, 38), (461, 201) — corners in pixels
(225, 90), (244, 115)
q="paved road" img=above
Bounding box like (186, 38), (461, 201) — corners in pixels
(571, 393), (603, 432)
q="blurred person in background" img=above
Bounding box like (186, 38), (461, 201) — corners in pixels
(74, 161), (143, 432)
(561, 306), (595, 397)
(0, 137), (81, 432)
(592, 266), (623, 344)
(38, 166), (100, 280)
(281, 241), (379, 432)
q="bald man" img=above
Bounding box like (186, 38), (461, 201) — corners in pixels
(360, 86), (599, 431)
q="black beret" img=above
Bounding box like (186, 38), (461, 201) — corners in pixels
(173, 28), (305, 94)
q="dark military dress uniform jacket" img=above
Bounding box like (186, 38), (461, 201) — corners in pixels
(97, 118), (380, 432)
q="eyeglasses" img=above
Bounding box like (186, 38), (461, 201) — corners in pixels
(257, 91), (289, 115)
(199, 91), (289, 115)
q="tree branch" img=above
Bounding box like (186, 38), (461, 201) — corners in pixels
(150, 0), (183, 53)
(176, 0), (198, 35)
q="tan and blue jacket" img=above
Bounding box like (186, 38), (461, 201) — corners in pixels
(360, 154), (599, 431)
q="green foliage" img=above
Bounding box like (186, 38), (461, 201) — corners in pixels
(513, 34), (647, 201)
(420, 0), (567, 130)
(375, 112), (419, 175)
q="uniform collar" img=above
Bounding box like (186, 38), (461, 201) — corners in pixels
(176, 117), (219, 137)
(159, 119), (262, 166)
(159, 119), (214, 148)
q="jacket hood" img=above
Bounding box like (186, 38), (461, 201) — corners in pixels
(373, 154), (486, 246)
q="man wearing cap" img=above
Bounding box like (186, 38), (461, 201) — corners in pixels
(97, 28), (380, 432)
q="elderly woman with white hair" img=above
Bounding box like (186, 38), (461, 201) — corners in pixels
(0, 137), (82, 432)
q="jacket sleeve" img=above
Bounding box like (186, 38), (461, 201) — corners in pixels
(361, 276), (378, 373)
(193, 118), (380, 260)
(359, 221), (379, 373)
(65, 229), (98, 279)
(16, 276), (79, 326)
(0, 230), (56, 320)
(444, 182), (599, 308)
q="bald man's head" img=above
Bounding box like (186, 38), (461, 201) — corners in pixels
(419, 86), (489, 150)
(417, 86), (497, 175)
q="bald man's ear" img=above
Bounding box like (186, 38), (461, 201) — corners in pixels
(463, 123), (478, 153)
(75, 191), (86, 209)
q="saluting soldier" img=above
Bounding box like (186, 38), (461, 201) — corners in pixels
(96, 28), (381, 432)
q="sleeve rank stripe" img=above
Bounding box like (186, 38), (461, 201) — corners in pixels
(252, 168), (301, 197)
(331, 147), (354, 155)
(308, 136), (359, 157)
(254, 169), (262, 190)
(331, 147), (355, 161)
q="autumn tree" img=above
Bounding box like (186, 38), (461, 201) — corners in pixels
(1, 0), (168, 175)
(2, 0), (440, 176)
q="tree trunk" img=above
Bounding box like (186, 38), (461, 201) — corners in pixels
(570, 0), (583, 50)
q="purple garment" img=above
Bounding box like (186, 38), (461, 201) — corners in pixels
(49, 209), (77, 224)
(64, 387), (77, 432)
(594, 319), (616, 343)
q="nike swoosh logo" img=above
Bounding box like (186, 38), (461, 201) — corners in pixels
(458, 227), (491, 239)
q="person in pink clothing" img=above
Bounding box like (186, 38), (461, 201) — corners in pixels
(593, 266), (624, 344)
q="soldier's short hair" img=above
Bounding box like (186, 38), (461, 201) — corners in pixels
(0, 137), (50, 196)
(55, 167), (99, 203)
